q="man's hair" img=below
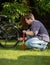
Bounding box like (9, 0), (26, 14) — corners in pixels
(20, 13), (35, 29)
(24, 13), (35, 20)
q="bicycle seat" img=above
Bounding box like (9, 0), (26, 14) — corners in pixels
(0, 15), (7, 18)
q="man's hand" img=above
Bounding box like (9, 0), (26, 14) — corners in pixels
(23, 30), (26, 34)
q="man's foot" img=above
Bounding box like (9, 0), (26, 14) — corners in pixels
(40, 46), (48, 51)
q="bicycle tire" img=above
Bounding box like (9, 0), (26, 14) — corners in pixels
(0, 24), (19, 48)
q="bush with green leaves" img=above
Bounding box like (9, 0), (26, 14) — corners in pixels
(0, 1), (30, 22)
(32, 0), (50, 16)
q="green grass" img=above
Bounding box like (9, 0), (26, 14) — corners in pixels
(0, 41), (50, 65)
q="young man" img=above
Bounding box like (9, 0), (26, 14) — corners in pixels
(22, 13), (49, 50)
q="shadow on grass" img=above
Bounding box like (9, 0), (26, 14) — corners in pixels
(0, 55), (50, 65)
(0, 45), (30, 51)
(0, 42), (50, 51)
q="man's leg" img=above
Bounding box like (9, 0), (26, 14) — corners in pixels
(25, 37), (48, 50)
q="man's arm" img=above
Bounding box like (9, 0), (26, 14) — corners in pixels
(23, 30), (34, 36)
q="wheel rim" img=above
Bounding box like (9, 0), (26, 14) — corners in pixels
(0, 24), (19, 48)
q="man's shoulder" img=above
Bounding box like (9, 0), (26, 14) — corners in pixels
(34, 20), (43, 25)
(33, 20), (41, 25)
(34, 20), (41, 23)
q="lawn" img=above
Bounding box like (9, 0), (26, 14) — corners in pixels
(0, 41), (50, 65)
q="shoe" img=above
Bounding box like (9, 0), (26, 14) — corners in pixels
(40, 46), (48, 51)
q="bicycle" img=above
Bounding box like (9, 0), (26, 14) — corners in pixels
(0, 15), (22, 48)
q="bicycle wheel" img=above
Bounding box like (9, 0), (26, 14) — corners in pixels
(0, 24), (19, 48)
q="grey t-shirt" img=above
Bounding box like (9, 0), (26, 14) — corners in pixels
(30, 20), (49, 42)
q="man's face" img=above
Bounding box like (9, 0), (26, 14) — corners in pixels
(25, 18), (32, 25)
